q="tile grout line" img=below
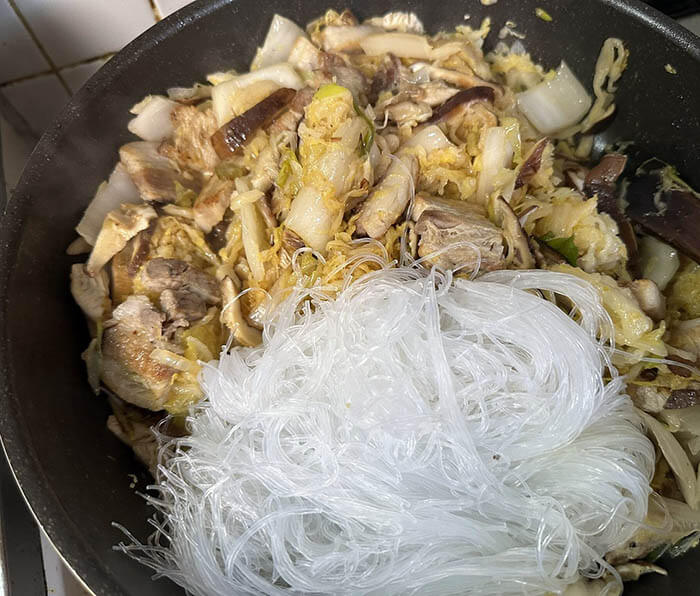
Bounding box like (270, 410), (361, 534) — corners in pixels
(148, 0), (163, 21)
(0, 53), (114, 90)
(6, 0), (73, 95)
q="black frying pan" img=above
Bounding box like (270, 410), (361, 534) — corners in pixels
(1, 1), (699, 594)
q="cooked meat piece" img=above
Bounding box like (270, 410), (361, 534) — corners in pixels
(420, 64), (501, 95)
(160, 105), (220, 172)
(110, 227), (153, 304)
(288, 36), (324, 72)
(160, 288), (207, 323)
(119, 141), (202, 203)
(407, 81), (459, 107)
(101, 295), (176, 411)
(141, 258), (221, 304)
(412, 195), (506, 272)
(325, 60), (368, 100)
(70, 263), (110, 322)
(385, 101), (432, 127)
(426, 86), (495, 125)
(628, 384), (670, 413)
(623, 279), (666, 321)
(193, 175), (234, 233)
(86, 203), (157, 276)
(369, 53), (402, 104)
(106, 396), (165, 475)
(356, 154), (418, 238)
(268, 86), (315, 136)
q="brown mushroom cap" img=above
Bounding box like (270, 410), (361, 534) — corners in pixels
(210, 87), (296, 158)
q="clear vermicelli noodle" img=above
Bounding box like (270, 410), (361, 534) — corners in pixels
(118, 265), (654, 595)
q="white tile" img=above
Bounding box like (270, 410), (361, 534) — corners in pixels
(0, 0), (50, 83)
(679, 14), (700, 37)
(153, 0), (194, 19)
(1, 116), (36, 193)
(40, 530), (94, 596)
(2, 74), (70, 134)
(14, 0), (156, 67)
(60, 58), (108, 94)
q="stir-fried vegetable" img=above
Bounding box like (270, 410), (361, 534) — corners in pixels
(68, 9), (700, 591)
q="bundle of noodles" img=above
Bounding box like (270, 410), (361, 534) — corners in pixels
(117, 264), (654, 595)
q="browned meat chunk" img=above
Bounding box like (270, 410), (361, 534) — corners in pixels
(160, 105), (220, 172)
(267, 86), (315, 137)
(141, 258), (221, 305)
(119, 141), (202, 203)
(160, 288), (207, 324)
(106, 396), (164, 475)
(110, 227), (153, 304)
(70, 263), (110, 322)
(412, 195), (506, 272)
(86, 203), (157, 276)
(193, 175), (234, 233)
(101, 295), (176, 411)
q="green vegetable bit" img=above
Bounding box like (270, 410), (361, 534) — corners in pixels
(353, 101), (375, 156)
(314, 83), (347, 101)
(539, 232), (579, 266)
(535, 7), (553, 22)
(215, 160), (247, 181)
(174, 181), (197, 208)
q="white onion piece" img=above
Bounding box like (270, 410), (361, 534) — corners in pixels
(239, 200), (269, 282)
(120, 266), (653, 596)
(517, 62), (592, 134)
(640, 411), (698, 509)
(150, 348), (196, 373)
(360, 32), (433, 59)
(405, 124), (453, 152)
(76, 163), (140, 246)
(250, 14), (307, 71)
(127, 96), (177, 142)
(638, 235), (679, 291)
(476, 126), (513, 203)
(285, 185), (337, 253)
(212, 63), (303, 126)
(320, 25), (381, 52)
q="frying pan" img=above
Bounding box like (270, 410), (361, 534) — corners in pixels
(0, 1), (698, 594)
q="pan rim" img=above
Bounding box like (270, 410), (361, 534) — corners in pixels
(0, 0), (697, 594)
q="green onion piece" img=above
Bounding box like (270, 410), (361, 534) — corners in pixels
(535, 7), (553, 21)
(353, 101), (375, 156)
(539, 232), (579, 266)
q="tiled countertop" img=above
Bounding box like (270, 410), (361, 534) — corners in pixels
(1, 0), (193, 193)
(0, 2), (698, 595)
